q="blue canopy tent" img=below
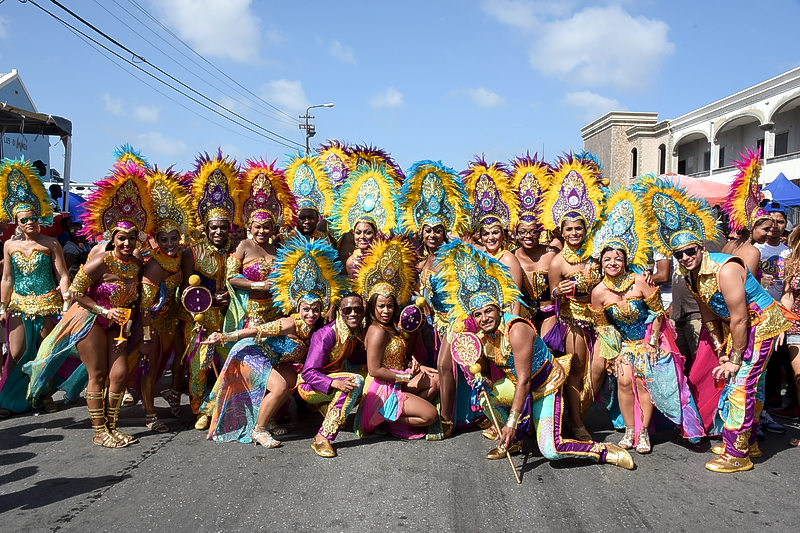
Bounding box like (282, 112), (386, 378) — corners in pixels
(764, 172), (800, 206)
(67, 191), (87, 220)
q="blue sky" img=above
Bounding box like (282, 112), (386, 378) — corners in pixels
(2, 0), (799, 182)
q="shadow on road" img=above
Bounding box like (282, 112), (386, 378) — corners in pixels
(0, 473), (131, 513)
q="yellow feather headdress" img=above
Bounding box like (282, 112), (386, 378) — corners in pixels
(461, 157), (519, 231)
(147, 166), (194, 237)
(354, 236), (417, 305)
(399, 160), (470, 235)
(239, 158), (297, 229)
(348, 144), (404, 185)
(316, 140), (352, 191)
(114, 144), (150, 170)
(268, 234), (348, 313)
(722, 146), (769, 232)
(432, 239), (521, 325)
(591, 187), (649, 270)
(542, 154), (606, 233)
(0, 157), (54, 224)
(284, 152), (333, 216)
(510, 153), (551, 230)
(190, 150), (240, 226)
(329, 162), (398, 239)
(635, 174), (721, 255)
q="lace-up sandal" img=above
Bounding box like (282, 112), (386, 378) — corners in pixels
(636, 429), (651, 454)
(267, 420), (287, 436)
(107, 390), (138, 445)
(252, 426), (281, 448)
(160, 389), (182, 418)
(618, 426), (635, 450)
(145, 413), (169, 433)
(86, 390), (124, 449)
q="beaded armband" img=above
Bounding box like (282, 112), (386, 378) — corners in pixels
(225, 255), (243, 280)
(256, 319), (283, 342)
(643, 289), (665, 315)
(70, 266), (93, 297)
(140, 282), (160, 310)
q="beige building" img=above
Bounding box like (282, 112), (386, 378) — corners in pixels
(582, 67), (800, 188)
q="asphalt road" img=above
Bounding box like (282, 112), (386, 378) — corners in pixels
(2, 391), (799, 533)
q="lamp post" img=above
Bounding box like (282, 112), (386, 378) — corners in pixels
(300, 103), (334, 155)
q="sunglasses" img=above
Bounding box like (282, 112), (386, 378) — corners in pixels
(19, 216), (40, 224)
(674, 246), (700, 259)
(516, 229), (539, 237)
(341, 306), (364, 315)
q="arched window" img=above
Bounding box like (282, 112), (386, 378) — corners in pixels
(658, 144), (666, 174)
(631, 148), (638, 177)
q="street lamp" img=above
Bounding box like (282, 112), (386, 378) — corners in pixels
(300, 103), (334, 155)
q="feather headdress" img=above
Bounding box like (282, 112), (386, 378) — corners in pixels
(399, 159), (470, 235)
(269, 234), (348, 313)
(354, 235), (417, 304)
(81, 160), (154, 241)
(239, 158), (297, 229)
(542, 153), (606, 233)
(316, 140), (352, 191)
(462, 156), (518, 231)
(636, 174), (720, 255)
(0, 157), (54, 224)
(329, 162), (398, 239)
(113, 143), (150, 170)
(190, 150), (239, 226)
(433, 239), (521, 325)
(147, 165), (194, 236)
(722, 146), (769, 232)
(592, 187), (649, 270)
(349, 144), (405, 185)
(283, 152), (333, 216)
(510, 152), (550, 229)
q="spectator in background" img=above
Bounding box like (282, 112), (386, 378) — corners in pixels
(57, 216), (71, 246)
(779, 225), (800, 426)
(62, 222), (91, 277)
(48, 184), (62, 211)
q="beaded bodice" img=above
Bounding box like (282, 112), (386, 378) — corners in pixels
(242, 257), (274, 282)
(525, 269), (551, 303)
(263, 335), (309, 365)
(478, 313), (552, 384)
(603, 298), (649, 342)
(10, 249), (56, 296)
(564, 268), (598, 300)
(382, 333), (406, 371)
(192, 238), (228, 293)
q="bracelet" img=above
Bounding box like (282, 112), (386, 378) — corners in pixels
(91, 304), (110, 318)
(142, 325), (152, 342)
(395, 373), (411, 383)
(250, 281), (266, 290)
(648, 337), (658, 348)
(729, 348), (743, 366)
(506, 410), (521, 429)
(221, 331), (238, 343)
(0, 302), (7, 313)
(62, 301), (70, 313)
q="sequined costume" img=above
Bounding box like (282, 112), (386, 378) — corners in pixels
(0, 249), (63, 413)
(298, 314), (366, 441)
(226, 254), (279, 327)
(207, 315), (313, 443)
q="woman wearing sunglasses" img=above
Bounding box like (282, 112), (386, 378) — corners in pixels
(0, 158), (70, 418)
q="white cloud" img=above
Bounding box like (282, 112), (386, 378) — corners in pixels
(0, 16), (9, 39)
(149, 0), (263, 63)
(370, 87), (404, 109)
(103, 94), (124, 116)
(465, 87), (505, 108)
(563, 90), (624, 121)
(480, 0), (539, 30)
(329, 40), (356, 65)
(136, 131), (187, 158)
(528, 5), (674, 90)
(260, 79), (309, 113)
(133, 105), (160, 123)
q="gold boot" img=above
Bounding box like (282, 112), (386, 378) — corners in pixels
(710, 442), (761, 458)
(605, 443), (635, 470)
(311, 437), (336, 458)
(107, 390), (138, 445)
(86, 390), (123, 448)
(705, 452), (753, 473)
(486, 440), (522, 459)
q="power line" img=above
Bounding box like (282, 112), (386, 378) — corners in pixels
(37, 0), (304, 149)
(97, 0), (299, 128)
(126, 0), (300, 125)
(25, 0), (300, 150)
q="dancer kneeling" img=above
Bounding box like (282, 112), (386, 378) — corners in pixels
(205, 235), (347, 447)
(356, 237), (439, 439)
(437, 240), (634, 469)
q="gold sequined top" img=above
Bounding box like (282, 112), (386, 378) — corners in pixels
(7, 249), (62, 317)
(382, 332), (406, 371)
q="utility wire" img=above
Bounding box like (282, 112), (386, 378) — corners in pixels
(40, 0), (304, 148)
(125, 0), (300, 124)
(98, 0), (299, 128)
(26, 0), (300, 150)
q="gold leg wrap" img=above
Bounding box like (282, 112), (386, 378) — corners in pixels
(106, 390), (138, 445)
(86, 390), (122, 448)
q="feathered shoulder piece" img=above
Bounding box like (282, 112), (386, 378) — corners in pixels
(542, 152), (606, 233)
(635, 174), (720, 255)
(268, 234), (348, 313)
(349, 144), (405, 185)
(329, 162), (398, 239)
(592, 187), (649, 270)
(316, 140), (352, 191)
(510, 152), (550, 229)
(284, 152), (333, 216)
(0, 157), (54, 224)
(433, 238), (521, 325)
(354, 235), (417, 305)
(399, 160), (470, 235)
(114, 143), (150, 170)
(82, 160), (154, 241)
(722, 146), (769, 232)
(190, 150), (239, 226)
(147, 165), (194, 236)
(461, 156), (518, 231)
(239, 158), (297, 229)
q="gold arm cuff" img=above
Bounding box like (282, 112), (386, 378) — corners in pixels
(255, 319), (282, 341)
(395, 373), (411, 383)
(729, 348), (743, 366)
(69, 266), (93, 296)
(140, 281), (159, 310)
(91, 304), (109, 318)
(221, 331), (238, 343)
(142, 325), (152, 342)
(250, 281), (266, 290)
(506, 410), (521, 429)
